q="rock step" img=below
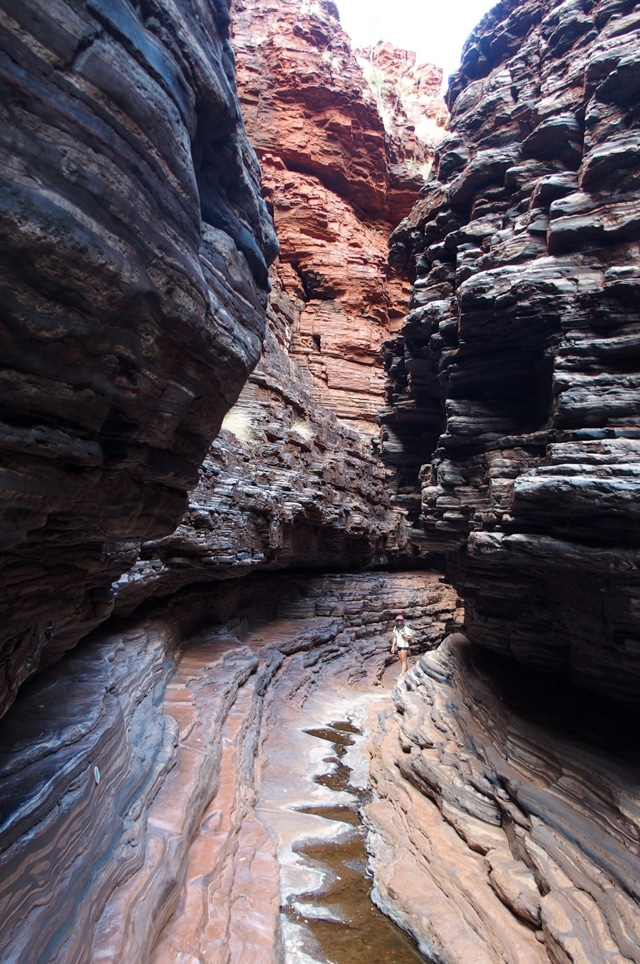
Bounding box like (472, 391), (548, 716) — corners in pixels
(0, 624), (176, 964)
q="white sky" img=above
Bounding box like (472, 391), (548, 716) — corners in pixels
(334, 0), (497, 86)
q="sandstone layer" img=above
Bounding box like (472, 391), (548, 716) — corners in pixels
(0, 0), (277, 717)
(232, 0), (447, 436)
(384, 0), (640, 704)
(355, 42), (448, 191)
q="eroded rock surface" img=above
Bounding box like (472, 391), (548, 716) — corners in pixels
(0, 0), (277, 716)
(3, 0), (639, 961)
(366, 636), (640, 963)
(109, 260), (425, 615)
(384, 0), (640, 703)
(355, 43), (448, 193)
(0, 572), (459, 962)
(113, 0), (449, 610)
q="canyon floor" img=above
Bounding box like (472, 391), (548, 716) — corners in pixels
(0, 572), (459, 963)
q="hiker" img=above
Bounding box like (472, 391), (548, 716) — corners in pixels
(391, 614), (414, 676)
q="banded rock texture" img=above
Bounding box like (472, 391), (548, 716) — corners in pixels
(355, 43), (448, 192)
(111, 285), (414, 616)
(0, 571), (460, 963)
(366, 636), (640, 963)
(384, 0), (640, 704)
(232, 0), (447, 435)
(0, 0), (277, 716)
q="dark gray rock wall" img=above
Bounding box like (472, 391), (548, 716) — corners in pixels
(0, 0), (277, 716)
(384, 0), (640, 704)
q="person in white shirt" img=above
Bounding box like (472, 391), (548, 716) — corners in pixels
(390, 614), (414, 676)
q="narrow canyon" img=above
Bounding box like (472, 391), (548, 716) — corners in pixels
(0, 0), (639, 962)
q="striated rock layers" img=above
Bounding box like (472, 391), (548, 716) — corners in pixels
(369, 3), (640, 959)
(384, 0), (640, 705)
(355, 42), (448, 191)
(109, 283), (415, 617)
(232, 0), (447, 435)
(0, 2), (457, 956)
(0, 0), (277, 716)
(368, 636), (640, 963)
(111, 323), (419, 617)
(109, 0), (452, 613)
(0, 571), (460, 962)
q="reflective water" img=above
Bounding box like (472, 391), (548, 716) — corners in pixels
(284, 721), (425, 964)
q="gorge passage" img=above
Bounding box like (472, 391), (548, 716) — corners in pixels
(0, 0), (639, 961)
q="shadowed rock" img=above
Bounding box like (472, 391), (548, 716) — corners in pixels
(383, 0), (640, 705)
(0, 0), (277, 716)
(366, 635), (640, 963)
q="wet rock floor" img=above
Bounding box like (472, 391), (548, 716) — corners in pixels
(287, 723), (424, 964)
(0, 597), (437, 963)
(251, 629), (425, 963)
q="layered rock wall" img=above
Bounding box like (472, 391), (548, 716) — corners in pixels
(355, 42), (448, 190)
(2, 1), (639, 960)
(384, 0), (640, 703)
(232, 0), (446, 435)
(110, 0), (451, 610)
(368, 635), (640, 962)
(0, 0), (277, 716)
(111, 282), (415, 616)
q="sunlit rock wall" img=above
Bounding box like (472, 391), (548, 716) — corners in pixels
(384, 0), (640, 703)
(232, 0), (447, 436)
(0, 0), (277, 716)
(355, 42), (448, 192)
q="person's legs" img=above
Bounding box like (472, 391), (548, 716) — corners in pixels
(398, 648), (408, 675)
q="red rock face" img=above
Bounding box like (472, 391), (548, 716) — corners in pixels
(384, 0), (640, 705)
(232, 0), (446, 435)
(355, 42), (448, 211)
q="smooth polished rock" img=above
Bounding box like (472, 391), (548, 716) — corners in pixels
(365, 635), (640, 963)
(0, 571), (459, 962)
